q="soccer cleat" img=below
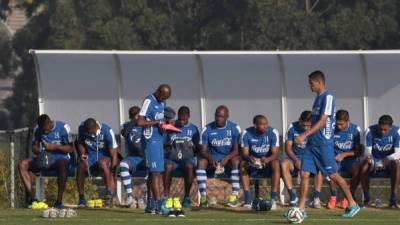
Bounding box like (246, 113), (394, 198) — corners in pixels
(243, 203), (252, 209)
(375, 198), (384, 208)
(326, 196), (336, 209)
(289, 197), (299, 206)
(270, 199), (277, 210)
(54, 201), (64, 209)
(227, 195), (240, 207)
(313, 197), (322, 209)
(77, 198), (87, 208)
(160, 123), (182, 133)
(389, 200), (399, 209)
(173, 197), (182, 210)
(165, 197), (174, 209)
(199, 195), (208, 207)
(342, 204), (361, 218)
(340, 198), (349, 209)
(137, 198), (146, 209)
(182, 197), (191, 208)
(167, 210), (176, 217)
(125, 196), (137, 208)
(175, 210), (186, 217)
(104, 195), (113, 208)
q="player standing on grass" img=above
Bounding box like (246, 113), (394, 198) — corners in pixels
(280, 111), (324, 208)
(240, 115), (280, 210)
(293, 70), (360, 220)
(136, 84), (171, 214)
(359, 115), (400, 208)
(196, 105), (241, 207)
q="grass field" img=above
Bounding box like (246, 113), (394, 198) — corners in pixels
(1, 207), (399, 225)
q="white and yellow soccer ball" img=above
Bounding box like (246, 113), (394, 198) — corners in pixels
(286, 207), (304, 224)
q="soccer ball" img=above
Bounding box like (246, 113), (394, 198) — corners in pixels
(286, 207), (304, 224)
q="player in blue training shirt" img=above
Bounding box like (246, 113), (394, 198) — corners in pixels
(76, 118), (119, 208)
(292, 71), (360, 219)
(281, 110), (324, 208)
(327, 109), (362, 209)
(163, 106), (199, 216)
(19, 114), (73, 208)
(196, 105), (241, 207)
(136, 84), (171, 214)
(240, 115), (280, 210)
(359, 115), (400, 208)
(119, 106), (147, 209)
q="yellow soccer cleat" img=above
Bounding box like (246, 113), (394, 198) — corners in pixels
(173, 197), (182, 210)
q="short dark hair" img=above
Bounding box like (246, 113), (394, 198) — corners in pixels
(253, 114), (267, 124)
(178, 106), (190, 117)
(378, 115), (393, 126)
(336, 109), (349, 121)
(37, 114), (51, 129)
(308, 70), (325, 84)
(299, 110), (312, 122)
(84, 118), (97, 131)
(215, 105), (229, 115)
(128, 106), (140, 119)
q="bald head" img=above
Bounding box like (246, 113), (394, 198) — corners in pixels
(215, 105), (229, 127)
(155, 84), (171, 102)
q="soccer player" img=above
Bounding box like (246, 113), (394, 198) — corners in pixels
(293, 71), (360, 219)
(19, 114), (73, 208)
(136, 84), (171, 214)
(327, 109), (361, 209)
(359, 115), (400, 208)
(281, 111), (324, 208)
(196, 105), (241, 207)
(119, 106), (147, 208)
(76, 118), (119, 208)
(163, 106), (199, 216)
(240, 115), (280, 210)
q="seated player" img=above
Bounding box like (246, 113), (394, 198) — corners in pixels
(281, 111), (324, 208)
(163, 106), (199, 216)
(240, 115), (280, 210)
(18, 114), (73, 208)
(359, 115), (400, 208)
(196, 105), (241, 207)
(76, 118), (119, 208)
(119, 106), (147, 208)
(327, 109), (361, 209)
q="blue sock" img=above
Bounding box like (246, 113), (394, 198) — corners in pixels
(288, 189), (297, 201)
(244, 190), (252, 204)
(331, 190), (337, 197)
(271, 192), (277, 200)
(107, 190), (113, 196)
(79, 194), (85, 200)
(363, 191), (370, 203)
(147, 197), (154, 209)
(314, 191), (320, 199)
(390, 193), (397, 202)
(156, 200), (162, 211)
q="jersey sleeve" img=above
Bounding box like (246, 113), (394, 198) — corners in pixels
(105, 128), (118, 149)
(320, 94), (334, 116)
(199, 126), (208, 145)
(271, 128), (280, 147)
(232, 125), (241, 145)
(61, 123), (72, 144)
(286, 124), (295, 142)
(192, 126), (200, 146)
(240, 130), (249, 148)
(364, 128), (373, 155)
(139, 98), (152, 118)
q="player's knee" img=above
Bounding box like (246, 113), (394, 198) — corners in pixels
(300, 171), (310, 180)
(185, 162), (194, 171)
(18, 160), (29, 172)
(99, 159), (110, 171)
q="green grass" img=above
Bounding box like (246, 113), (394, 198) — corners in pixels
(0, 207), (399, 225)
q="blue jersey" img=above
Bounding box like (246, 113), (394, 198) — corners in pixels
(241, 126), (279, 158)
(139, 94), (166, 141)
(365, 124), (400, 160)
(309, 90), (336, 146)
(167, 122), (200, 146)
(286, 122), (308, 156)
(334, 123), (361, 155)
(121, 121), (144, 157)
(200, 120), (241, 161)
(32, 121), (72, 160)
(78, 121), (118, 157)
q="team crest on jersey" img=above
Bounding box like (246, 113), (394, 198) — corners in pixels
(54, 132), (60, 139)
(144, 127), (153, 139)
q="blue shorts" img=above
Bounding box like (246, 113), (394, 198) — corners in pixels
(165, 158), (197, 171)
(30, 156), (70, 172)
(301, 145), (337, 177)
(286, 154), (304, 176)
(145, 139), (164, 172)
(123, 156), (146, 173)
(337, 157), (355, 174)
(88, 151), (112, 168)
